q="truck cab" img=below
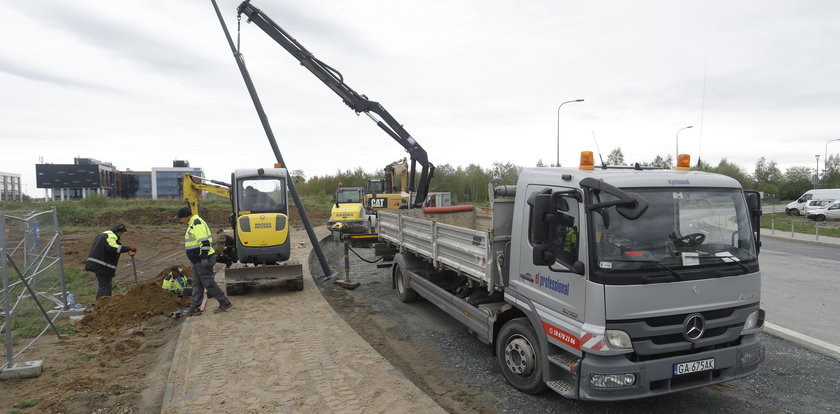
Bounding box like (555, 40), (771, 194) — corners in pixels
(506, 165), (764, 399)
(380, 153), (765, 401)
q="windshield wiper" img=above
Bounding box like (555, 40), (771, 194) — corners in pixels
(609, 259), (682, 283)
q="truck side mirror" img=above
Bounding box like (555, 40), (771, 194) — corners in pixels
(744, 190), (763, 255)
(533, 245), (556, 266)
(616, 192), (649, 220)
(530, 193), (553, 243)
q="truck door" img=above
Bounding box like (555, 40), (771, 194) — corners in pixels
(516, 185), (586, 350)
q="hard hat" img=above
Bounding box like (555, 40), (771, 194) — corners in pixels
(177, 207), (192, 218)
(111, 223), (127, 233)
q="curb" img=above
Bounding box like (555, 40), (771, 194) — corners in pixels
(763, 322), (840, 362)
(161, 317), (191, 411)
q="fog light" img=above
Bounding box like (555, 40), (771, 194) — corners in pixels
(740, 347), (764, 366)
(605, 330), (632, 349)
(590, 373), (636, 388)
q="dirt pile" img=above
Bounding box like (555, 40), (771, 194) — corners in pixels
(78, 267), (192, 336)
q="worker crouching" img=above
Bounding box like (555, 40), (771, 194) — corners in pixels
(177, 207), (233, 316)
(162, 266), (192, 298)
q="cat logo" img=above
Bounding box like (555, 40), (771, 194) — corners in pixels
(370, 198), (386, 209)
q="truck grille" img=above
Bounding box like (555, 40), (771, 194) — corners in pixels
(606, 303), (758, 360)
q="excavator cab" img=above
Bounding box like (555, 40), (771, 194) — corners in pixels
(231, 168), (291, 264)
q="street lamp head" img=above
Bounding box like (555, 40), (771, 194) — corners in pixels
(574, 99), (584, 102)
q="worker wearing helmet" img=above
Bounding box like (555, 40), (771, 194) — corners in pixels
(85, 223), (136, 299)
(177, 207), (232, 315)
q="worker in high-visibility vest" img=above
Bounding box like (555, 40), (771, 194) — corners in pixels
(177, 207), (232, 316)
(162, 266), (191, 298)
(85, 223), (136, 299)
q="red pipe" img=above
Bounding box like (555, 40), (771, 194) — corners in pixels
(422, 205), (474, 214)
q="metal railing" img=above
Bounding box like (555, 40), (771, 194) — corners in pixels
(1, 209), (68, 371)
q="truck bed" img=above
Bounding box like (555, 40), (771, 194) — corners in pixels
(378, 207), (507, 291)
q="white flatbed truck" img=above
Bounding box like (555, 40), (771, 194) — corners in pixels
(378, 154), (765, 400)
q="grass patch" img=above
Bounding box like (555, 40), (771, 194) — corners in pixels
(14, 399), (42, 409)
(77, 352), (96, 362)
(761, 212), (840, 237)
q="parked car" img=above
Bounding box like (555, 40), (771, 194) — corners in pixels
(807, 201), (840, 221)
(804, 199), (835, 219)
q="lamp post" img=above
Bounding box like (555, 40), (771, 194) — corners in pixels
(815, 154), (820, 189)
(675, 125), (694, 161)
(825, 138), (840, 179)
(556, 99), (584, 167)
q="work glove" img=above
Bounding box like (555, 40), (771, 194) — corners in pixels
(129, 246), (137, 252)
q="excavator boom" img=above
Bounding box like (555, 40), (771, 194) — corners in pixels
(237, 1), (434, 208)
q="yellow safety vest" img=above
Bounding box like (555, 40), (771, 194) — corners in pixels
(184, 215), (215, 261)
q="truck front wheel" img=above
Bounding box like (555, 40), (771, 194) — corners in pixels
(497, 318), (546, 394)
(394, 263), (419, 303)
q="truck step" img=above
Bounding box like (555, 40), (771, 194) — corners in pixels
(548, 354), (580, 373)
(546, 380), (578, 399)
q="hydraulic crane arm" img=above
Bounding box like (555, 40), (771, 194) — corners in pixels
(236, 1), (434, 208)
(183, 173), (232, 216)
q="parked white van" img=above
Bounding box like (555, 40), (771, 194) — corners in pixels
(786, 189), (840, 215)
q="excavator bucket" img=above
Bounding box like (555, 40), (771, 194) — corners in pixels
(223, 262), (304, 295)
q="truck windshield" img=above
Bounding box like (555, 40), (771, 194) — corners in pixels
(239, 178), (286, 213)
(590, 188), (757, 283)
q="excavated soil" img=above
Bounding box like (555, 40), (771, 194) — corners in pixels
(78, 268), (192, 336)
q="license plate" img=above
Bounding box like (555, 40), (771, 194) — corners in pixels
(673, 358), (715, 376)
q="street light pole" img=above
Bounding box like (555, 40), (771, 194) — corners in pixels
(815, 154), (820, 189)
(825, 138), (840, 178)
(556, 99), (584, 167)
(675, 125), (694, 161)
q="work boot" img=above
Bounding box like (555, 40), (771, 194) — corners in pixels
(184, 308), (202, 317)
(213, 302), (233, 314)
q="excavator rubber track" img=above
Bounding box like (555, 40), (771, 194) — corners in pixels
(223, 262), (304, 295)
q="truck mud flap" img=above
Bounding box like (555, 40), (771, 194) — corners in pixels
(224, 263), (304, 295)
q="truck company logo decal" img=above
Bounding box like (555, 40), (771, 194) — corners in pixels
(534, 273), (570, 296)
(542, 322), (579, 350)
(668, 179), (691, 185)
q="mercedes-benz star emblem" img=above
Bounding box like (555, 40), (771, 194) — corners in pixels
(683, 313), (705, 342)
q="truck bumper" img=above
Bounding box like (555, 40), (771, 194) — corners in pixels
(577, 334), (764, 401)
(328, 220), (369, 233)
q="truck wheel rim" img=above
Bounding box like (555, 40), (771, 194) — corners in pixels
(504, 335), (536, 376)
(396, 272), (404, 292)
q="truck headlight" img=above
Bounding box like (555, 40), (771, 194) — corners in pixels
(605, 330), (632, 349)
(590, 373), (636, 389)
(742, 309), (764, 332)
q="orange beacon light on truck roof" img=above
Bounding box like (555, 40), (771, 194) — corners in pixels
(676, 154), (691, 171)
(580, 151), (595, 170)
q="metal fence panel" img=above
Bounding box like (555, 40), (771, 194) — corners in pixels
(1, 209), (67, 370)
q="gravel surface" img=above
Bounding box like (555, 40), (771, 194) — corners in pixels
(312, 239), (840, 414)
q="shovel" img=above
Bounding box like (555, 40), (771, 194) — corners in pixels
(129, 252), (138, 283)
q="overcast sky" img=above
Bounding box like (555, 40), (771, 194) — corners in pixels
(2, 0), (839, 198)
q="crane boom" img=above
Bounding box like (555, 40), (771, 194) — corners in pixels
(236, 1), (434, 208)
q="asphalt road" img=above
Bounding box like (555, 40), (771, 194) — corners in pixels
(312, 239), (840, 414)
(760, 238), (840, 346)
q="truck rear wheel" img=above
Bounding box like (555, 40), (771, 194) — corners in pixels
(497, 318), (546, 394)
(394, 263), (419, 303)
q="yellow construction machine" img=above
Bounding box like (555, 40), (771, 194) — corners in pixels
(183, 168), (303, 294)
(327, 186), (374, 234)
(366, 158), (410, 212)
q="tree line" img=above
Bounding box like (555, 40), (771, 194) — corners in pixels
(290, 149), (840, 204)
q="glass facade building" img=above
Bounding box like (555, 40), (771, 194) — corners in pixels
(151, 168), (204, 199)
